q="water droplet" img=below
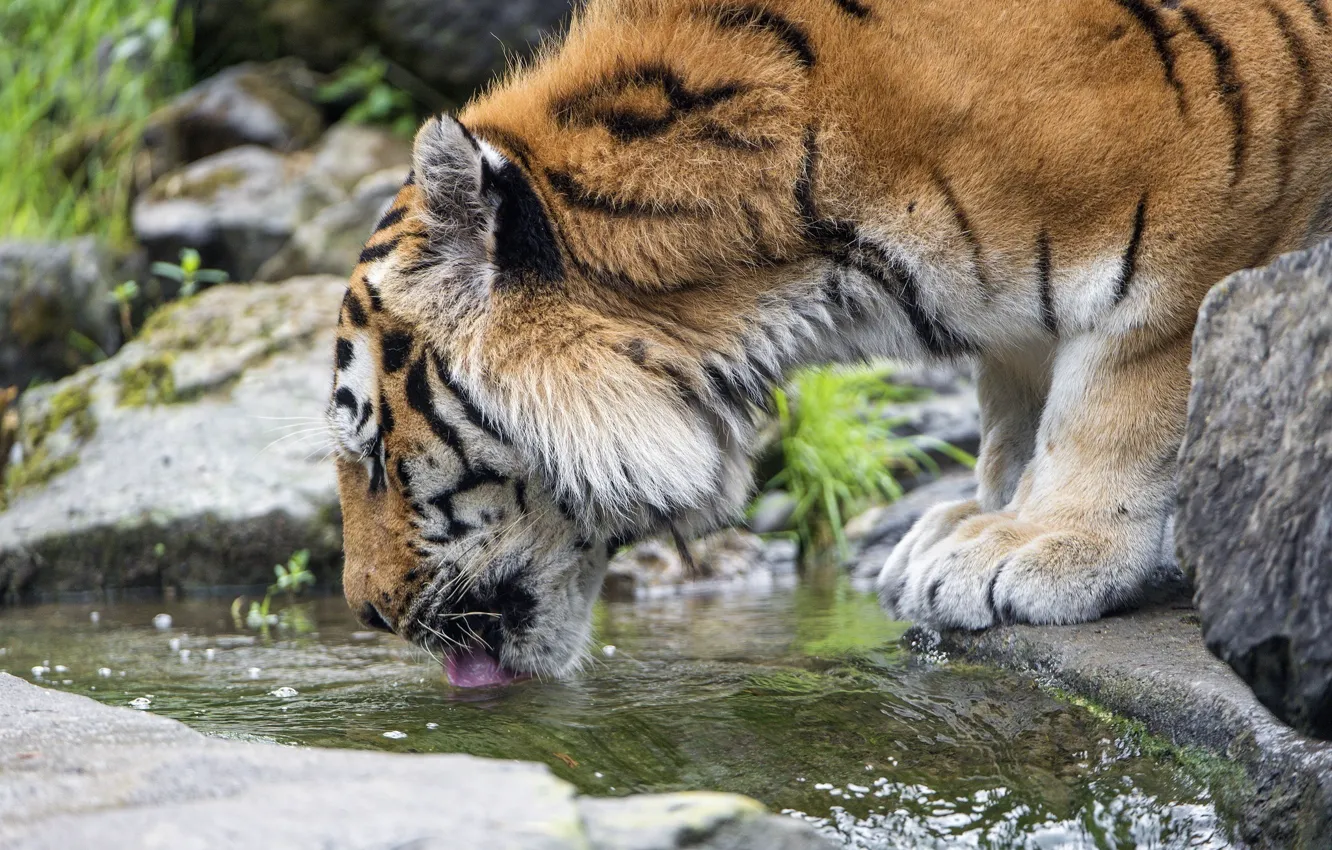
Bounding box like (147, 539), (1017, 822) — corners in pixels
(61, 680), (72, 685)
(53, 665), (68, 673)
(425, 722), (439, 730)
(601, 645), (617, 658)
(129, 697), (152, 709)
(179, 650), (191, 662)
(270, 687), (298, 698)
(89, 611), (100, 624)
(204, 648), (216, 661)
(383, 730), (407, 739)
(30, 666), (48, 677)
(153, 614), (173, 630)
(594, 772), (603, 778)
(97, 668), (112, 678)
(247, 667), (262, 680)
(168, 638), (182, 652)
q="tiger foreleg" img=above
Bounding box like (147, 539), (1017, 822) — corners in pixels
(878, 330), (1189, 629)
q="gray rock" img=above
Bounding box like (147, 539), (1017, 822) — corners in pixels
(929, 598), (1332, 849)
(306, 120), (414, 194)
(748, 489), (797, 534)
(1177, 243), (1332, 741)
(187, 0), (573, 102)
(883, 390), (981, 459)
(133, 145), (341, 283)
(257, 164), (410, 281)
(604, 529), (794, 601)
(139, 60), (325, 187)
(0, 276), (346, 601)
(0, 673), (832, 850)
(847, 472), (978, 580)
(0, 239), (121, 388)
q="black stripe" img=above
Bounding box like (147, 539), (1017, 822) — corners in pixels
(795, 126), (857, 246)
(1112, 0), (1186, 113)
(374, 205), (407, 233)
(513, 480), (527, 514)
(404, 170), (416, 186)
(1036, 231), (1058, 335)
(1114, 195), (1149, 306)
(488, 161), (565, 285)
(1302, 0), (1329, 27)
(365, 282), (383, 312)
(831, 0), (871, 18)
(432, 354), (509, 443)
(380, 329), (413, 374)
(934, 171), (991, 294)
(545, 169), (700, 218)
(847, 242), (974, 357)
(1268, 2), (1315, 198)
(359, 236), (402, 265)
(395, 457), (413, 490)
(342, 289), (368, 328)
(705, 4), (816, 68)
(355, 399), (374, 433)
(334, 386), (358, 412)
(1179, 8), (1247, 183)
(405, 356), (468, 461)
(378, 394), (396, 435)
(335, 338), (353, 370)
(368, 434), (387, 494)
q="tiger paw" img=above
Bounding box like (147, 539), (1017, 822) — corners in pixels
(877, 510), (1156, 630)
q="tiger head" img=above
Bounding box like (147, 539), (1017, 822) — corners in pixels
(329, 1), (874, 683)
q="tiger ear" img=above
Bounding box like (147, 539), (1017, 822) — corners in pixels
(413, 115), (490, 244)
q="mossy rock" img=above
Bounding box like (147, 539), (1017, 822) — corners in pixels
(117, 354), (178, 407)
(2, 381), (97, 506)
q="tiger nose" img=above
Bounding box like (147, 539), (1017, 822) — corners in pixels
(356, 601), (396, 634)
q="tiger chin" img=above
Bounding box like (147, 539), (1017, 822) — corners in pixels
(326, 0), (1332, 685)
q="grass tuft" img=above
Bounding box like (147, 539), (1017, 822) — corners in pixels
(767, 363), (973, 553)
(0, 0), (191, 245)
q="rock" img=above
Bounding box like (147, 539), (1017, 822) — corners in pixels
(257, 163), (411, 281)
(883, 389), (981, 460)
(307, 121), (413, 193)
(187, 0), (573, 102)
(0, 239), (122, 389)
(929, 598), (1332, 849)
(0, 673), (833, 850)
(846, 471), (978, 580)
(1177, 243), (1332, 741)
(139, 60), (325, 186)
(133, 145), (341, 283)
(748, 490), (797, 534)
(604, 529), (794, 601)
(0, 276), (346, 601)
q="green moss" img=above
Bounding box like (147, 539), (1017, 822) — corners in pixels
(116, 354), (178, 407)
(1, 380), (96, 506)
(1046, 688), (1253, 818)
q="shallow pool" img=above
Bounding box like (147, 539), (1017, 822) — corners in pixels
(0, 580), (1234, 849)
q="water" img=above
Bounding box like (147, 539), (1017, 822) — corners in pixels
(0, 581), (1235, 849)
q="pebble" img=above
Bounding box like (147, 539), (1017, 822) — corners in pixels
(153, 613), (173, 630)
(97, 668), (112, 678)
(847, 783), (870, 793)
(53, 665), (68, 673)
(90, 611), (100, 624)
(426, 722), (439, 729)
(383, 730), (407, 739)
(247, 667), (262, 680)
(169, 638), (182, 651)
(179, 650), (191, 662)
(601, 645), (617, 658)
(129, 697), (152, 709)
(204, 648), (216, 661)
(270, 687), (299, 698)
(31, 666), (48, 677)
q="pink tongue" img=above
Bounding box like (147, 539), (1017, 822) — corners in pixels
(445, 648), (524, 688)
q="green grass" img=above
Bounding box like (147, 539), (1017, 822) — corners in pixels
(0, 0), (191, 245)
(766, 363), (974, 553)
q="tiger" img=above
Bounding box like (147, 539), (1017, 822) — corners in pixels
(327, 0), (1332, 685)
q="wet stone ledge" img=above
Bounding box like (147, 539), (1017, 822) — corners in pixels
(911, 598), (1332, 849)
(0, 673), (832, 850)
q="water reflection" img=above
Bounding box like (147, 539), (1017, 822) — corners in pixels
(0, 581), (1233, 849)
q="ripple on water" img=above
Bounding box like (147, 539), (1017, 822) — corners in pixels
(0, 585), (1238, 849)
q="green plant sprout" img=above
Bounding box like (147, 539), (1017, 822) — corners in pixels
(766, 364), (974, 555)
(231, 549), (315, 635)
(108, 280), (139, 338)
(150, 248), (228, 297)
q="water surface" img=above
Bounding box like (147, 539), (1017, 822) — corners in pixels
(0, 581), (1234, 849)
